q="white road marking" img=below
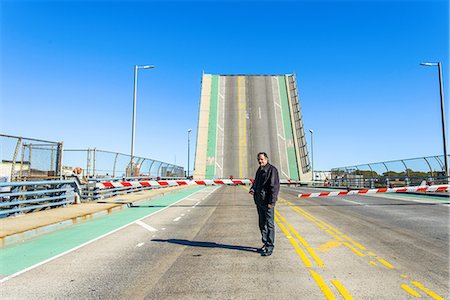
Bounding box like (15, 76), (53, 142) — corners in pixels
(272, 77), (289, 179)
(187, 209), (191, 212)
(340, 198), (364, 206)
(258, 106), (261, 119)
(181, 214), (185, 216)
(173, 217), (181, 222)
(136, 242), (145, 248)
(135, 220), (158, 232)
(161, 228), (166, 230)
(372, 193), (450, 205)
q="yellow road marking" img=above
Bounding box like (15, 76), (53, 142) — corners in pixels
(331, 279), (354, 300)
(309, 270), (336, 300)
(316, 240), (342, 252)
(411, 281), (444, 300)
(401, 284), (422, 297)
(281, 198), (402, 270)
(378, 259), (395, 269)
(287, 202), (366, 258)
(279, 194), (443, 298)
(342, 242), (365, 257)
(294, 205), (365, 251)
(275, 210), (325, 266)
(367, 251), (395, 269)
(274, 215), (312, 267)
(341, 235), (366, 250)
(237, 76), (247, 178)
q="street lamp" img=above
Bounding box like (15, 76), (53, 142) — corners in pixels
(420, 62), (448, 181)
(130, 65), (155, 171)
(187, 129), (192, 179)
(309, 129), (314, 181)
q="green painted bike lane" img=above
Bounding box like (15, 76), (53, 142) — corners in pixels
(278, 76), (300, 181)
(205, 75), (219, 179)
(0, 186), (206, 277)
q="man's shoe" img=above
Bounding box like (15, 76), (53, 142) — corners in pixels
(257, 245), (267, 253)
(261, 250), (273, 257)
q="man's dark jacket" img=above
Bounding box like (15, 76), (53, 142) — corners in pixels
(250, 163), (280, 206)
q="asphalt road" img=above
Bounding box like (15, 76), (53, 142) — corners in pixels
(221, 76), (291, 180)
(1, 186), (448, 299)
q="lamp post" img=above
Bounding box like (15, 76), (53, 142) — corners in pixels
(309, 129), (314, 181)
(187, 128), (192, 179)
(130, 65), (154, 172)
(420, 62), (448, 181)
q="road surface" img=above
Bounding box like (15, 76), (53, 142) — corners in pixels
(1, 186), (448, 299)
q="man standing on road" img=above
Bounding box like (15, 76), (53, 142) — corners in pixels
(249, 152), (280, 257)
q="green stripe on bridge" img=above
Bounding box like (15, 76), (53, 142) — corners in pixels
(278, 76), (300, 181)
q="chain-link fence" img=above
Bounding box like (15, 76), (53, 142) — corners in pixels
(63, 149), (184, 179)
(330, 155), (448, 188)
(1, 134), (63, 181)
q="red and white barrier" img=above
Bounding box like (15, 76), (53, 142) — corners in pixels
(297, 185), (449, 198)
(96, 179), (254, 189)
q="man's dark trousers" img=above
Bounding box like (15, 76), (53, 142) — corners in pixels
(256, 203), (275, 251)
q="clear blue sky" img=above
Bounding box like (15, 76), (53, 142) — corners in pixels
(1, 0), (449, 172)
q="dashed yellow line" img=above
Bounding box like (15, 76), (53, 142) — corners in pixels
(411, 281), (444, 300)
(274, 215), (312, 267)
(275, 210), (325, 267)
(309, 270), (336, 300)
(342, 242), (365, 257)
(401, 284), (422, 297)
(367, 251), (395, 269)
(282, 198), (399, 269)
(331, 279), (354, 300)
(288, 204), (366, 258)
(341, 235), (366, 251)
(274, 207), (354, 300)
(277, 195), (447, 300)
(378, 259), (395, 269)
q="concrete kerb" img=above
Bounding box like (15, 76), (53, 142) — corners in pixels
(0, 185), (194, 247)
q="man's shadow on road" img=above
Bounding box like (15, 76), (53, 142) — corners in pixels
(152, 239), (259, 253)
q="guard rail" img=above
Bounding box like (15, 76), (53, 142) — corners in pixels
(0, 180), (80, 218)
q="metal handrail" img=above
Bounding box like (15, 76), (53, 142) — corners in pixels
(0, 179), (80, 217)
(0, 179), (78, 187)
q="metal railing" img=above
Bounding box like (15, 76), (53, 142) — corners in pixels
(330, 155), (449, 189)
(63, 148), (184, 179)
(1, 134), (63, 181)
(0, 180), (80, 218)
(81, 177), (177, 201)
